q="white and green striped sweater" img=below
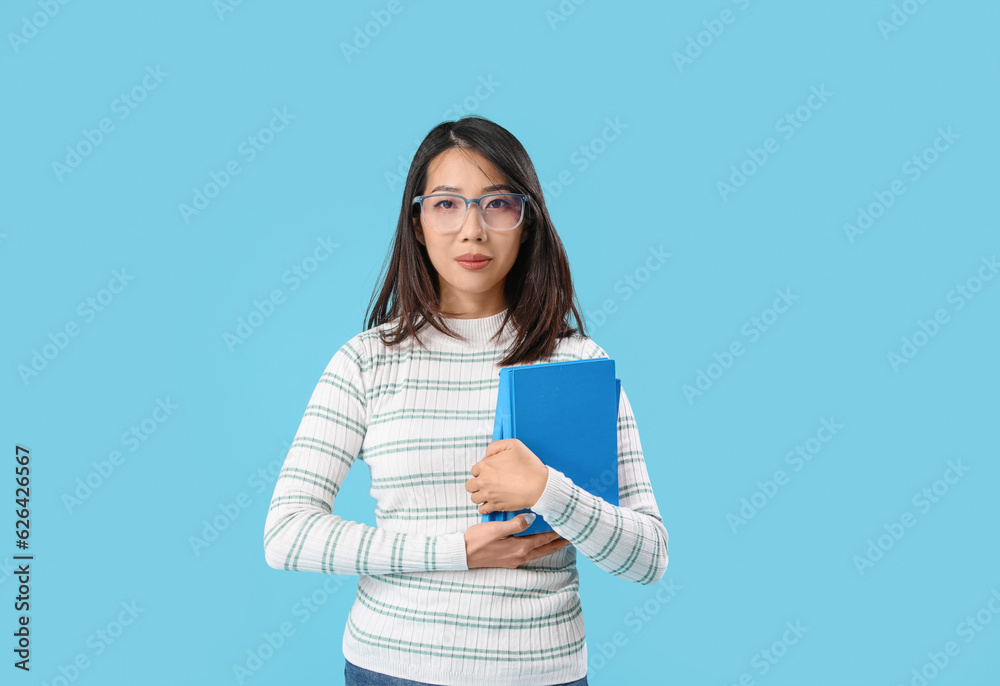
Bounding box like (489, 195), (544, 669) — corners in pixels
(263, 308), (668, 685)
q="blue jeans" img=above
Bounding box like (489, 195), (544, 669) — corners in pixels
(344, 659), (588, 686)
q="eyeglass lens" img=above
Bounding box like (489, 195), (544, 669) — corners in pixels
(420, 194), (524, 231)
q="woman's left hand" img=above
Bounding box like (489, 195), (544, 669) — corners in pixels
(466, 439), (549, 514)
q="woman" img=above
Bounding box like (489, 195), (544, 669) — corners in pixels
(263, 115), (668, 686)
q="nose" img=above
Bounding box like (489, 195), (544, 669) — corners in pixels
(457, 200), (487, 239)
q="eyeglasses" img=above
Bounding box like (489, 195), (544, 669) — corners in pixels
(412, 193), (530, 232)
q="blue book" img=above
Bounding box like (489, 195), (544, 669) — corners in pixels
(482, 358), (622, 536)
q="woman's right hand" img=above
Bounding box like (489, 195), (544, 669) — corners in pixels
(464, 514), (571, 569)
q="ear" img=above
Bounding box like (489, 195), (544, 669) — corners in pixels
(413, 217), (425, 247)
(519, 227), (529, 244)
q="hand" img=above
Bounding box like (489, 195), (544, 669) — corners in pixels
(464, 514), (571, 569)
(465, 439), (548, 514)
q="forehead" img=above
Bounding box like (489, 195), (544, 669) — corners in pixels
(425, 147), (507, 189)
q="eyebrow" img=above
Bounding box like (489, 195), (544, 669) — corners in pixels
(429, 184), (515, 194)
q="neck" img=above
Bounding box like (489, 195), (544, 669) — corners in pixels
(424, 307), (513, 346)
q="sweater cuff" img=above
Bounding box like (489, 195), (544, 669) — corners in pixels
(531, 465), (583, 526)
(435, 531), (469, 571)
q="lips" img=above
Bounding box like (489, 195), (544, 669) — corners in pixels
(455, 254), (492, 271)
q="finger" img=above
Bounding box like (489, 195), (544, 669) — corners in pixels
(521, 531), (560, 541)
(484, 440), (513, 458)
(521, 532), (565, 543)
(523, 538), (572, 562)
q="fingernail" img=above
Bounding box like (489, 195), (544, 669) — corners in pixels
(523, 513), (536, 526)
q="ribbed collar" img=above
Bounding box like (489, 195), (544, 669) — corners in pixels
(431, 308), (513, 346)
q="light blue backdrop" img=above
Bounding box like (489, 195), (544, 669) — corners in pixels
(2, 1), (998, 684)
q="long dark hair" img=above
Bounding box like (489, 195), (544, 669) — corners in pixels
(364, 115), (587, 367)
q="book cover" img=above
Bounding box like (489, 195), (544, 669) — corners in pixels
(482, 358), (621, 536)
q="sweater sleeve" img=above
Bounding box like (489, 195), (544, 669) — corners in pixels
(263, 337), (469, 575)
(528, 345), (669, 585)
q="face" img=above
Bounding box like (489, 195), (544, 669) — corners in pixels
(413, 147), (529, 319)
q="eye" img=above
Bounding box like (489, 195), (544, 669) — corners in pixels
(486, 197), (511, 210)
(434, 199), (456, 210)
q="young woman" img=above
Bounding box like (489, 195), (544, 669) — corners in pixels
(263, 116), (668, 686)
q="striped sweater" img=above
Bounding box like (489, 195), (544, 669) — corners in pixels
(263, 308), (668, 685)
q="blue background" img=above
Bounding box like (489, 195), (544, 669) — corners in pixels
(2, 1), (998, 684)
